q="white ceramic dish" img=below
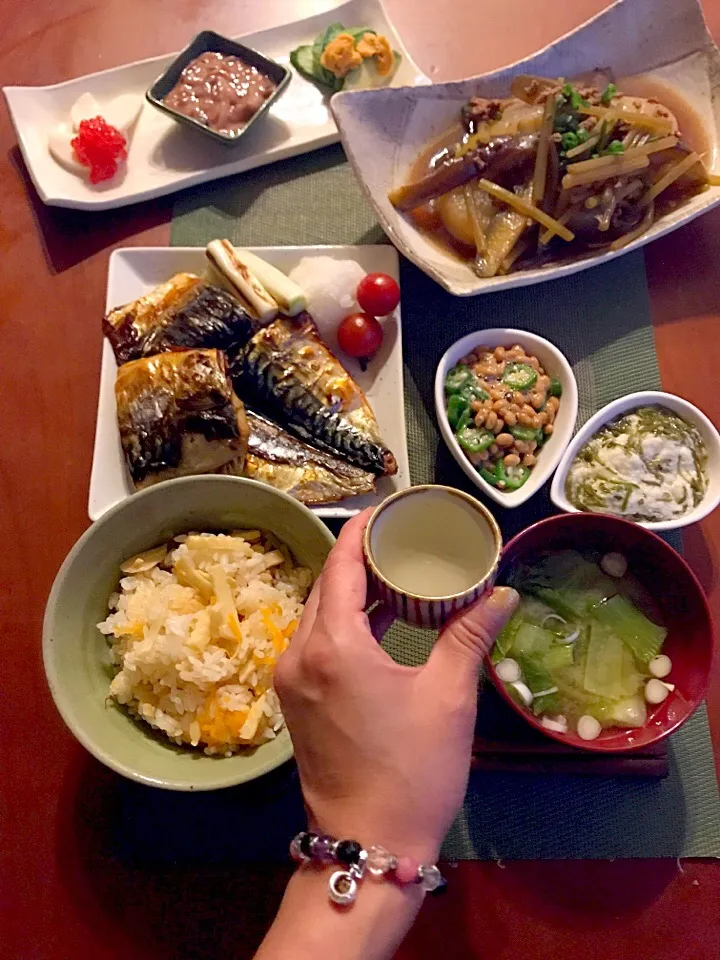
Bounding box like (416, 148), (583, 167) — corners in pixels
(331, 0), (720, 296)
(550, 390), (720, 532)
(435, 329), (578, 508)
(3, 0), (427, 211)
(89, 244), (410, 521)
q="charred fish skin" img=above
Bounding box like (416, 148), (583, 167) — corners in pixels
(104, 273), (201, 364)
(116, 349), (248, 488)
(237, 409), (376, 504)
(143, 283), (255, 357)
(104, 273), (256, 364)
(234, 342), (397, 476)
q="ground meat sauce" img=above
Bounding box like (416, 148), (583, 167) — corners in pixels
(163, 51), (277, 136)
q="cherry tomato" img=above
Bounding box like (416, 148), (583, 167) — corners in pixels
(337, 312), (384, 359)
(356, 273), (400, 316)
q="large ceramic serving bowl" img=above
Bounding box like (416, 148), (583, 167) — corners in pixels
(43, 476), (335, 791)
(550, 390), (720, 532)
(487, 513), (714, 752)
(331, 0), (720, 296)
(435, 328), (578, 508)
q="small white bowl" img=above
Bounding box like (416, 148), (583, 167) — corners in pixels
(550, 391), (720, 532)
(435, 329), (578, 508)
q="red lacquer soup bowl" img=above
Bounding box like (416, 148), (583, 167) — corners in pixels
(487, 513), (715, 752)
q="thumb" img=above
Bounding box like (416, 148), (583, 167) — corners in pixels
(427, 586), (519, 685)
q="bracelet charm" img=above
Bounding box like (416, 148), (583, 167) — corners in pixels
(328, 870), (359, 906)
(290, 831), (447, 906)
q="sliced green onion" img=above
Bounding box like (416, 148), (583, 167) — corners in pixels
(479, 464), (501, 487)
(502, 362), (538, 391)
(457, 425), (494, 453)
(509, 425), (538, 442)
(601, 83), (618, 105)
(446, 394), (469, 429)
(445, 365), (473, 394)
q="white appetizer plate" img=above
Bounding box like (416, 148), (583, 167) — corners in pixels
(89, 245), (410, 520)
(332, 0), (720, 296)
(550, 390), (720, 532)
(4, 0), (426, 211)
(435, 329), (577, 508)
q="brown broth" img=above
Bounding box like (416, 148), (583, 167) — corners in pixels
(617, 74), (710, 157)
(402, 75), (711, 268)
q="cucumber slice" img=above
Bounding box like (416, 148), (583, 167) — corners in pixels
(290, 45), (318, 82)
(343, 51), (402, 90)
(346, 25), (376, 42)
(311, 21), (346, 91)
(312, 21), (346, 62)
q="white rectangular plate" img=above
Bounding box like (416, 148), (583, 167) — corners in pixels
(3, 0), (426, 211)
(332, 0), (720, 296)
(89, 244), (410, 521)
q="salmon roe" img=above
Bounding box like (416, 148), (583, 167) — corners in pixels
(70, 116), (127, 183)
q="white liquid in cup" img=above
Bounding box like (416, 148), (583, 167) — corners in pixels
(369, 488), (498, 598)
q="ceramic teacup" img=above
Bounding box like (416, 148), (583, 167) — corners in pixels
(363, 485), (502, 628)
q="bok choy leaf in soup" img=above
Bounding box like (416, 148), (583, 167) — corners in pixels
(493, 550), (668, 738)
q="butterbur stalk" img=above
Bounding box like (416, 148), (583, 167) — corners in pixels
(532, 94), (556, 204)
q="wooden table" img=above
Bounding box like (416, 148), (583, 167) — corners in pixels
(2, 1), (719, 957)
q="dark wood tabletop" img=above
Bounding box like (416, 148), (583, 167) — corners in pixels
(2, 1), (719, 957)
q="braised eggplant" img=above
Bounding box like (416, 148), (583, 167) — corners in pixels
(389, 74), (711, 277)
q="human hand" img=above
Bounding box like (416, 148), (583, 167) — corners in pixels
(275, 509), (518, 862)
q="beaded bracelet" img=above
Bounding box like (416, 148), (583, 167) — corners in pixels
(290, 831), (447, 906)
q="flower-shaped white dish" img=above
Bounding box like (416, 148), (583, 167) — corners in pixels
(435, 329), (578, 508)
(331, 0), (720, 296)
(550, 391), (720, 532)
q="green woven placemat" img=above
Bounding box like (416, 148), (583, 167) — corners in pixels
(171, 144), (720, 859)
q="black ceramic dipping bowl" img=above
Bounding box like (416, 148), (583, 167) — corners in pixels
(146, 29), (291, 145)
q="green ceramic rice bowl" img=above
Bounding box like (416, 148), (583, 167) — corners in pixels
(43, 476), (335, 791)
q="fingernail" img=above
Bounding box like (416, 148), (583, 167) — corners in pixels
(490, 586), (520, 610)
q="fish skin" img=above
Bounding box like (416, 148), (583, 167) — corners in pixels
(242, 312), (382, 438)
(231, 313), (397, 476)
(115, 349), (248, 488)
(104, 273), (255, 364)
(224, 409), (376, 505)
